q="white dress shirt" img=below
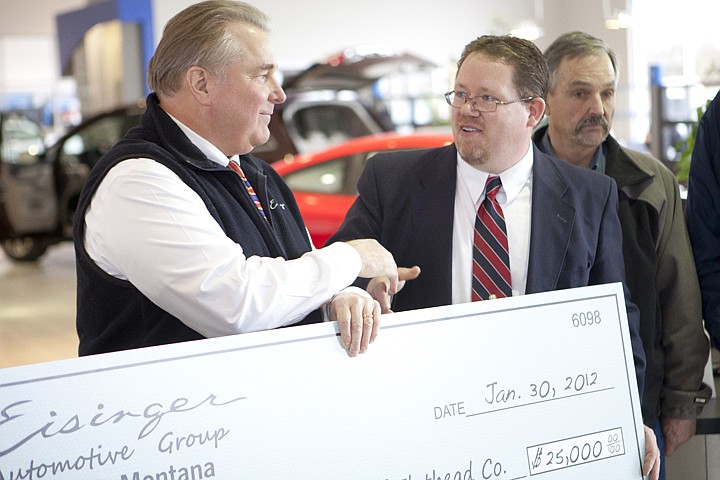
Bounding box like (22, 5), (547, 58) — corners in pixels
(451, 146), (533, 304)
(84, 115), (363, 338)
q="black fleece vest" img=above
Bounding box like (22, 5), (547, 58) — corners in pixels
(74, 94), (320, 356)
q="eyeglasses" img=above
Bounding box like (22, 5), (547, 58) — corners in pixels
(444, 91), (534, 112)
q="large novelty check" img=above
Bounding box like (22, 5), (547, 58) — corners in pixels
(0, 283), (645, 479)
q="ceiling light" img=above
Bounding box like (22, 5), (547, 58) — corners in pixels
(510, 21), (544, 40)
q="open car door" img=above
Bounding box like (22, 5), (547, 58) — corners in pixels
(0, 113), (56, 260)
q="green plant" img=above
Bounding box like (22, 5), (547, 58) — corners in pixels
(674, 99), (711, 183)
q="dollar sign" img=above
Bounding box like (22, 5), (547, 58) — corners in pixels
(531, 447), (543, 469)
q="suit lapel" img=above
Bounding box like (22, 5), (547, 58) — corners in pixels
(410, 145), (457, 305)
(526, 148), (576, 294)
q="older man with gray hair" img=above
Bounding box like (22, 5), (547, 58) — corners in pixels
(74, 0), (399, 358)
(533, 31), (711, 477)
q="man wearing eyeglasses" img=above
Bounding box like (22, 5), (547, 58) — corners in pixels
(328, 34), (660, 479)
(533, 32), (711, 479)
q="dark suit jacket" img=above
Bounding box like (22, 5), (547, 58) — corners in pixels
(328, 143), (645, 392)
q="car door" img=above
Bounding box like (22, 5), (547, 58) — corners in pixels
(0, 113), (55, 239)
(51, 107), (143, 229)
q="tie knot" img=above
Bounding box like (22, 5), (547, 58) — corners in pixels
(485, 175), (502, 202)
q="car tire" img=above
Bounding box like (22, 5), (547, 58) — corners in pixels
(2, 237), (49, 262)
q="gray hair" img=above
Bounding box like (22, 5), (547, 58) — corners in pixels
(457, 35), (549, 99)
(148, 0), (270, 96)
(544, 31), (618, 93)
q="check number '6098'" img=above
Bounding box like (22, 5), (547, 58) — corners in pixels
(572, 310), (601, 327)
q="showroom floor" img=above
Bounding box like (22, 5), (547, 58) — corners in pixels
(0, 242), (78, 368)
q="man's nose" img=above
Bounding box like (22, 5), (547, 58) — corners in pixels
(460, 100), (481, 116)
(270, 77), (286, 104)
(588, 93), (604, 115)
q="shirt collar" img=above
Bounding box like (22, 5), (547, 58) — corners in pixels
(166, 112), (230, 167)
(456, 145), (534, 205)
(539, 129), (606, 173)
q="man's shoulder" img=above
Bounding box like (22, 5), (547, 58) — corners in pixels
(365, 143), (456, 180)
(534, 147), (615, 189)
(629, 150), (678, 184)
(607, 137), (678, 183)
(371, 143), (455, 165)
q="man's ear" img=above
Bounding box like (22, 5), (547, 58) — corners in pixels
(527, 97), (546, 128)
(186, 66), (212, 105)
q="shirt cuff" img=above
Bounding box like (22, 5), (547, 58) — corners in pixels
(319, 241), (363, 282)
(322, 287), (372, 322)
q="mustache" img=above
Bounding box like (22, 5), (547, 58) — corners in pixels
(577, 116), (609, 132)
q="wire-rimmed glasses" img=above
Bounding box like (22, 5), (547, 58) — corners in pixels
(444, 91), (534, 112)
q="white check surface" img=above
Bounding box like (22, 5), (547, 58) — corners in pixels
(0, 283), (645, 479)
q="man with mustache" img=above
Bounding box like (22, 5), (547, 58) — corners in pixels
(533, 31), (711, 478)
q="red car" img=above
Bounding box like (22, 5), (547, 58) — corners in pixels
(271, 131), (454, 247)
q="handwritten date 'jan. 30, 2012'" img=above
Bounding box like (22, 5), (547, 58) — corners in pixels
(0, 283), (646, 479)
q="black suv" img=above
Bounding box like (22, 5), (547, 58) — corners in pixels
(0, 50), (434, 261)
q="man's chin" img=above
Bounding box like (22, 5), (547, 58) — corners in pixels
(249, 132), (271, 152)
(577, 130), (608, 147)
(457, 144), (486, 167)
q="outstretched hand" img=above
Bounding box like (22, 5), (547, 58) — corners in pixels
(367, 266), (421, 313)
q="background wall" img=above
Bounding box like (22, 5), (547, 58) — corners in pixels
(0, 0), (85, 128)
(152, 0), (622, 70)
(1, 0), (719, 145)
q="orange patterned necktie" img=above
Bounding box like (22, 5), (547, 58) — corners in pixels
(228, 160), (268, 221)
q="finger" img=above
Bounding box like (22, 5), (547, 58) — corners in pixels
(398, 265), (421, 282)
(642, 426), (660, 479)
(369, 301), (381, 344)
(379, 297), (392, 314)
(332, 302), (351, 350)
(387, 272), (400, 295)
(368, 276), (389, 298)
(646, 455), (660, 480)
(392, 266), (421, 295)
(367, 277), (393, 313)
(359, 307), (374, 354)
(378, 290), (392, 313)
(347, 303), (363, 357)
(642, 452), (657, 478)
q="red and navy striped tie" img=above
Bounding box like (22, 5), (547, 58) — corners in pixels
(472, 175), (511, 301)
(228, 160), (268, 221)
